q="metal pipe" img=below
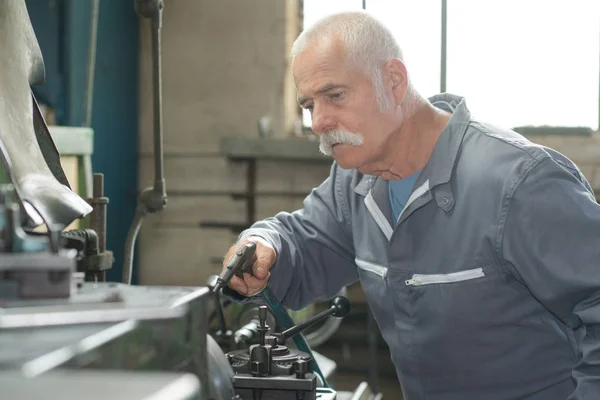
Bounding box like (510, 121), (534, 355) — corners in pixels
(123, 0), (167, 284)
(122, 207), (146, 284)
(151, 7), (166, 197)
(440, 0), (447, 93)
(84, 0), (100, 128)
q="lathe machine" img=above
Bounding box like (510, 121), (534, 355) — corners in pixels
(0, 1), (382, 399)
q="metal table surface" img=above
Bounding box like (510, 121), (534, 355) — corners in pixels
(0, 370), (200, 399)
(0, 282), (209, 328)
(0, 282), (212, 398)
(0, 321), (135, 368)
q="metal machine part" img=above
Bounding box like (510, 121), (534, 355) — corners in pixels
(209, 240), (346, 388)
(0, 186), (51, 254)
(207, 333), (237, 400)
(85, 173), (113, 281)
(61, 228), (114, 281)
(0, 283), (213, 399)
(235, 288), (351, 350)
(260, 286), (330, 386)
(1, 370), (201, 400)
(58, 173), (115, 282)
(0, 185), (77, 300)
(0, 321), (141, 375)
(0, 283), (208, 328)
(234, 306), (277, 345)
(225, 298), (350, 400)
(0, 250), (75, 300)
(0, 0), (93, 228)
(213, 240), (347, 351)
(123, 0), (168, 285)
(214, 298), (339, 384)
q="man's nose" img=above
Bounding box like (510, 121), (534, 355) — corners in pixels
(311, 106), (336, 134)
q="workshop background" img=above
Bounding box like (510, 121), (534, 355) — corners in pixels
(25, 0), (600, 397)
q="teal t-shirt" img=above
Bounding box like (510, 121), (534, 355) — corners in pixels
(388, 170), (421, 224)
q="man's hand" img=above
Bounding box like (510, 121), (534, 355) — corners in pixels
(223, 237), (276, 297)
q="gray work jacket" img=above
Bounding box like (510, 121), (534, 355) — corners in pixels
(237, 93), (600, 399)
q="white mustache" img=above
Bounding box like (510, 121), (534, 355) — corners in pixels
(319, 129), (364, 156)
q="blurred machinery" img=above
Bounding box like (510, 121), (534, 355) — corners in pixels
(0, 0), (382, 398)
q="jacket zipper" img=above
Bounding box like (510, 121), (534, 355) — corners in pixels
(405, 268), (484, 286)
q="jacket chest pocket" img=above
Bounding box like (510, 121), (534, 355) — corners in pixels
(398, 265), (547, 387)
(402, 265), (506, 329)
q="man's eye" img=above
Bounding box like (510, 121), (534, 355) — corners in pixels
(305, 104), (314, 111)
(330, 92), (344, 100)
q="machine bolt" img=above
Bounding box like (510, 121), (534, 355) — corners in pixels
(251, 360), (268, 377)
(264, 336), (278, 347)
(257, 305), (269, 346)
(259, 305), (267, 324)
(295, 359), (308, 379)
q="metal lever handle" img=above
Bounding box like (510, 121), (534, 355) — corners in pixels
(273, 296), (350, 345)
(212, 241), (256, 293)
(260, 289), (350, 387)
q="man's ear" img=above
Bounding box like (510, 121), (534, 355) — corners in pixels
(385, 58), (409, 105)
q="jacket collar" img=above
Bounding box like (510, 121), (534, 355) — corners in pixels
(354, 93), (472, 196)
(420, 93), (471, 189)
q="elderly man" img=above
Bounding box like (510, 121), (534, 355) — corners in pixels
(222, 10), (600, 400)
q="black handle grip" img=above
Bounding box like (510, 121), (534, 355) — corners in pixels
(212, 241), (257, 293)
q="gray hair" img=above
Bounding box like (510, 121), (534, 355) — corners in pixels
(292, 11), (403, 112)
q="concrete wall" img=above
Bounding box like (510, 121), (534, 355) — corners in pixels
(137, 0), (331, 286)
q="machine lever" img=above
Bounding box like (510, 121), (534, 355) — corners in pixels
(272, 296), (350, 346)
(212, 241), (256, 294)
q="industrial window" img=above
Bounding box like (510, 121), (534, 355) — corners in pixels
(300, 0), (600, 132)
